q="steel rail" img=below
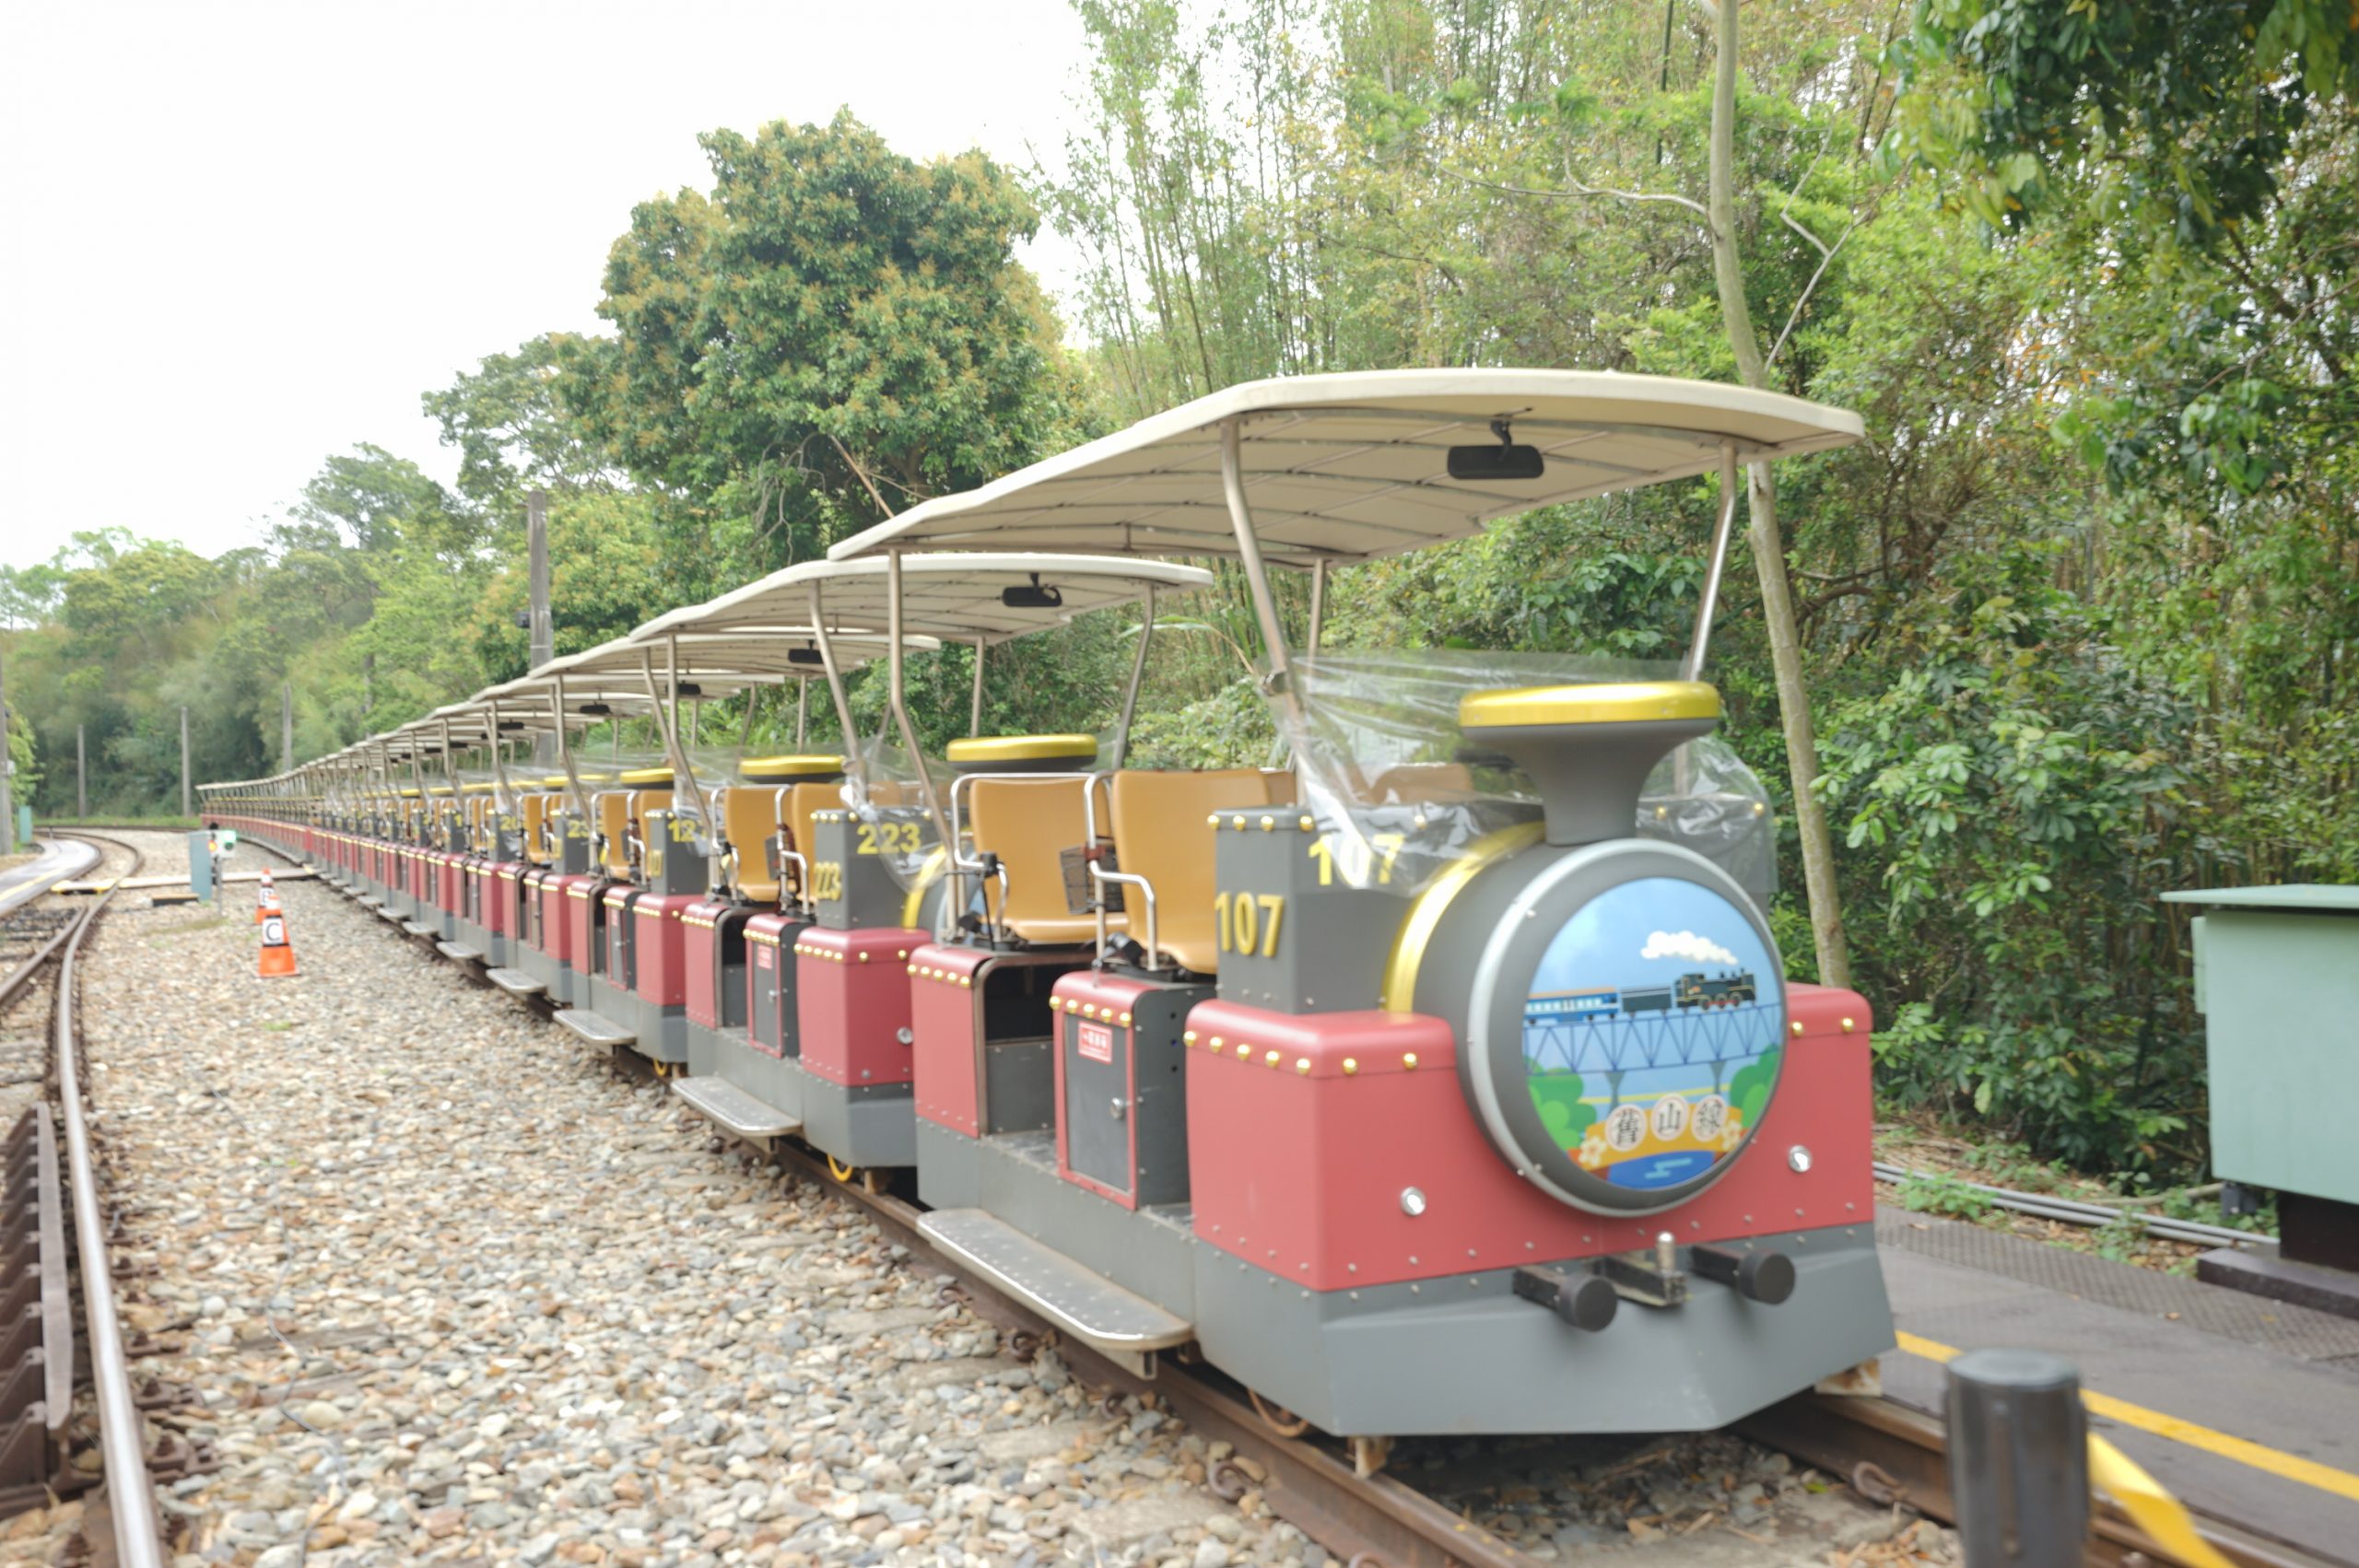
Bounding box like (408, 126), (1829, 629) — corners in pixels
(1739, 1392), (2335, 1568)
(1872, 1162), (2273, 1250)
(757, 1142), (1533, 1568)
(52, 835), (164, 1568)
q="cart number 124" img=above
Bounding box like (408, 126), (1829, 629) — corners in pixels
(1213, 892), (1285, 958)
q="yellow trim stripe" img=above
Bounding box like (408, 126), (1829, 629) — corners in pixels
(1895, 1330), (2359, 1503)
(1379, 821), (1543, 1012)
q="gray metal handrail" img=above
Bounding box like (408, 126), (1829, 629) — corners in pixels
(1077, 774), (1161, 970)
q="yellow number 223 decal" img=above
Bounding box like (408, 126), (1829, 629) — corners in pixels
(854, 820), (925, 857)
(809, 861), (844, 902)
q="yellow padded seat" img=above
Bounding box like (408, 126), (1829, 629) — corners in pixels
(629, 790), (675, 861)
(968, 777), (1123, 946)
(521, 793), (553, 864)
(594, 791), (633, 874)
(1109, 770), (1286, 975)
(717, 786), (786, 902)
(784, 781), (847, 895)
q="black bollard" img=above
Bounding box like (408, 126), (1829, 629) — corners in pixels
(1945, 1349), (2089, 1568)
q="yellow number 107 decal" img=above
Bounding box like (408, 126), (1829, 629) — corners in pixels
(1307, 831), (1405, 887)
(1213, 892), (1285, 958)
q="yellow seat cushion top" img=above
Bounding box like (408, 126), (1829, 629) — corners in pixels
(741, 755), (845, 782)
(1457, 681), (1719, 729)
(945, 734), (1098, 766)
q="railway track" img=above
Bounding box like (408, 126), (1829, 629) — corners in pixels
(0, 829), (174, 1567)
(243, 834), (2346, 1568)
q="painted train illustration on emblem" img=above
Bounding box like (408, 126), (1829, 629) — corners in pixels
(1520, 876), (1785, 1191)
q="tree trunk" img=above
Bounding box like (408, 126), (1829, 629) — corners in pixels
(1707, 0), (1852, 989)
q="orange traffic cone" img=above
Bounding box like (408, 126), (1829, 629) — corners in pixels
(254, 868), (283, 924)
(258, 912), (298, 978)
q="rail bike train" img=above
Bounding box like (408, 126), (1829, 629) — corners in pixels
(205, 369), (1894, 1467)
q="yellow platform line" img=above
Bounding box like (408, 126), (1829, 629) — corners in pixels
(1895, 1330), (2359, 1504)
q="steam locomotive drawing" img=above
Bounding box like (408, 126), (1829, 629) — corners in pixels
(1525, 969), (1760, 1021)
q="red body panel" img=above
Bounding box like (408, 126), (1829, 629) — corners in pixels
(632, 893), (700, 1006)
(795, 926), (921, 1088)
(1050, 970), (1165, 1210)
(683, 900), (730, 1029)
(1183, 983), (1875, 1291)
(559, 876), (604, 972)
(485, 862), (522, 937)
(745, 912), (798, 1056)
(908, 942), (992, 1134)
(437, 854), (464, 916)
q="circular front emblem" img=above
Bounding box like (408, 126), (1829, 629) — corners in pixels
(1460, 843), (1787, 1215)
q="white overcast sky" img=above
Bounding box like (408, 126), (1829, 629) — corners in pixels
(0, 0), (1094, 570)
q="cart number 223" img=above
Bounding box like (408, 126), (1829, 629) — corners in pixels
(1213, 892), (1285, 958)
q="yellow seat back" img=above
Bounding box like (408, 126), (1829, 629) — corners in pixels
(629, 790), (675, 865)
(786, 781), (845, 891)
(594, 791), (633, 874)
(1109, 770), (1284, 975)
(968, 777), (1120, 946)
(521, 793), (552, 863)
(718, 786), (785, 902)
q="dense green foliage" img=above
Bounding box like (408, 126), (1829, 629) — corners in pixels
(4, 6), (2351, 1181)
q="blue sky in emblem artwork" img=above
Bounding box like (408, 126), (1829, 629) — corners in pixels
(1530, 877), (1780, 1000)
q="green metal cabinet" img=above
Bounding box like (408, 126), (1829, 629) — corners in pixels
(2165, 883), (2359, 1309)
(2165, 884), (2359, 1205)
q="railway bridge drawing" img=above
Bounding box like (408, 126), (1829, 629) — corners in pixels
(1522, 974), (1778, 1106)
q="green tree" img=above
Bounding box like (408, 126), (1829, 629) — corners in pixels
(423, 334), (616, 513)
(1893, 0), (2359, 259)
(572, 110), (1086, 568)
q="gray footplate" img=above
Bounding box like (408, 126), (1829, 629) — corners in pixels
(485, 967), (546, 997)
(919, 1208), (1192, 1352)
(671, 1078), (799, 1141)
(401, 920), (436, 938)
(555, 1009), (637, 1047)
(435, 942), (484, 964)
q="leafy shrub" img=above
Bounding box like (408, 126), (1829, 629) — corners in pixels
(1817, 555), (2207, 1175)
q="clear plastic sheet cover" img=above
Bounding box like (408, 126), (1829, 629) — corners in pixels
(1279, 650), (1777, 906)
(851, 731), (956, 893)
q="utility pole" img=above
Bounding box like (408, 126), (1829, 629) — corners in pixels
(527, 488), (553, 764)
(181, 705), (192, 819)
(76, 724), (86, 818)
(0, 643), (13, 855)
(281, 682), (294, 775)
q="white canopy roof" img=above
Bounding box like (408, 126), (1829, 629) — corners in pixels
(636, 553), (1214, 647)
(828, 370), (1862, 568)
